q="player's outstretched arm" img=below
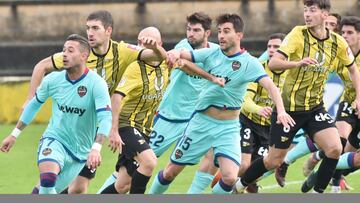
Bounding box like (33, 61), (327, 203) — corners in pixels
(241, 84), (272, 118)
(22, 57), (56, 111)
(258, 76), (295, 128)
(347, 62), (360, 118)
(139, 37), (167, 64)
(87, 134), (107, 171)
(0, 121), (27, 153)
(178, 59), (225, 87)
(268, 52), (317, 71)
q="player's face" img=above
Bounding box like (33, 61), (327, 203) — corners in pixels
(186, 23), (206, 49)
(341, 25), (360, 47)
(267, 38), (282, 58)
(325, 15), (338, 32)
(303, 5), (328, 28)
(217, 22), (242, 52)
(62, 41), (83, 69)
(86, 20), (111, 48)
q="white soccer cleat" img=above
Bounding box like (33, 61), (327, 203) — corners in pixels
(232, 178), (246, 194)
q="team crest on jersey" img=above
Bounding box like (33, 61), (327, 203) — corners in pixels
(315, 51), (326, 67)
(77, 86), (87, 97)
(154, 76), (164, 91)
(174, 149), (183, 159)
(232, 61), (241, 71)
(42, 148), (52, 156)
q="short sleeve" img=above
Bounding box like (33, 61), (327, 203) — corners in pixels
(119, 41), (142, 68)
(35, 75), (51, 103)
(94, 78), (111, 112)
(245, 59), (268, 83)
(277, 27), (302, 58)
(51, 52), (64, 70)
(337, 37), (355, 67)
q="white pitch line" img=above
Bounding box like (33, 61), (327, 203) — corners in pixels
(261, 181), (303, 190)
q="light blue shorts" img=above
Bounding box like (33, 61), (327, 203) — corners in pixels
(170, 112), (241, 167)
(37, 137), (85, 193)
(150, 114), (189, 157)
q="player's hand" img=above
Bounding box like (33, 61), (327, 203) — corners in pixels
(258, 107), (273, 118)
(108, 127), (124, 153)
(276, 111), (296, 129)
(211, 77), (225, 87)
(0, 135), (17, 153)
(86, 149), (101, 171)
(166, 50), (180, 67)
(140, 37), (158, 50)
(296, 57), (318, 68)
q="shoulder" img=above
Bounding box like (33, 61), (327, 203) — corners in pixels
(208, 42), (219, 48)
(118, 40), (142, 52)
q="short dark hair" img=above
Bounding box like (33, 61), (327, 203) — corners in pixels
(87, 10), (114, 29)
(216, 13), (244, 33)
(340, 16), (360, 32)
(187, 12), (212, 31)
(303, 0), (331, 11)
(66, 34), (90, 55)
(269, 33), (286, 41)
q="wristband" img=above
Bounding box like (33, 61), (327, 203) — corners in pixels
(11, 128), (22, 138)
(91, 142), (102, 152)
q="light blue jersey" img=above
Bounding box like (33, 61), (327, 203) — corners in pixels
(191, 47), (268, 112)
(258, 51), (269, 62)
(157, 39), (218, 121)
(20, 68), (112, 162)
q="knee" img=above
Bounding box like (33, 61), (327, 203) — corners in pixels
(264, 156), (283, 169)
(240, 161), (250, 173)
(221, 171), (238, 186)
(353, 152), (360, 167)
(324, 144), (342, 159)
(141, 156), (157, 171)
(115, 182), (131, 194)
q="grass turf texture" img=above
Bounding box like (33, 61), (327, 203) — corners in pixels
(0, 124), (359, 194)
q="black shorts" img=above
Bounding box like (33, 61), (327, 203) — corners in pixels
(115, 126), (150, 176)
(348, 122), (360, 149)
(336, 101), (358, 130)
(269, 104), (336, 149)
(240, 113), (270, 156)
(78, 165), (96, 179)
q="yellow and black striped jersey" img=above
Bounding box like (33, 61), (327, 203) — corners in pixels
(115, 60), (169, 136)
(52, 40), (141, 95)
(241, 60), (287, 126)
(336, 50), (360, 104)
(278, 26), (355, 111)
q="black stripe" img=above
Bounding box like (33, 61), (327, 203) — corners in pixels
(51, 55), (59, 70)
(277, 50), (288, 58)
(111, 42), (119, 95)
(114, 91), (126, 97)
(329, 33), (338, 66)
(133, 61), (150, 129)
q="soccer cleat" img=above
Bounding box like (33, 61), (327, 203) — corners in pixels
(246, 183), (260, 193)
(302, 154), (319, 177)
(232, 178), (245, 194)
(275, 162), (288, 187)
(301, 171), (317, 193)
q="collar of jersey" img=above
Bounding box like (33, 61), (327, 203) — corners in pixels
(66, 68), (89, 85)
(307, 27), (329, 41)
(221, 48), (245, 58)
(91, 40), (112, 57)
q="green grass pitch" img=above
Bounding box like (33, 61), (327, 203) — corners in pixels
(0, 124), (359, 194)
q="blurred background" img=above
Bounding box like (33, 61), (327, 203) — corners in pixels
(0, 0), (359, 123)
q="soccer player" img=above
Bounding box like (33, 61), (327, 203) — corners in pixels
(149, 13), (294, 194)
(234, 0), (360, 194)
(325, 13), (342, 34)
(0, 34), (112, 194)
(149, 12), (220, 194)
(275, 15), (358, 191)
(301, 15), (360, 193)
(24, 10), (167, 194)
